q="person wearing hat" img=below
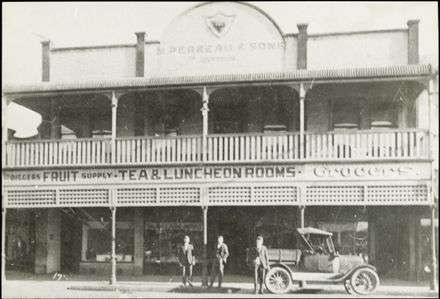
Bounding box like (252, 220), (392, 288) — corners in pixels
(248, 236), (270, 294)
(178, 235), (195, 287)
(209, 235), (229, 288)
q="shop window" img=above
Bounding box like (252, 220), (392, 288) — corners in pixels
(81, 221), (134, 262)
(144, 222), (202, 264)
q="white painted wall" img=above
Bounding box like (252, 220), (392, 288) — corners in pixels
(149, 2), (286, 77)
(47, 3), (411, 81)
(308, 31), (408, 69)
(282, 35), (298, 72)
(416, 89), (429, 129)
(51, 46), (136, 81)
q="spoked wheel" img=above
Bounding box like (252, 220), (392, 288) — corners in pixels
(265, 267), (292, 294)
(349, 268), (380, 295)
(344, 279), (356, 295)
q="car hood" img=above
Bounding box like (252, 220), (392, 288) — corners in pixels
(337, 254), (364, 273)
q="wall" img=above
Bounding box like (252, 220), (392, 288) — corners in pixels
(46, 210), (61, 273)
(308, 30), (408, 69)
(416, 89), (429, 129)
(117, 95), (136, 137)
(306, 96), (330, 132)
(282, 35), (298, 72)
(47, 3), (411, 81)
(51, 46), (136, 81)
(148, 2), (286, 77)
(35, 209), (61, 274)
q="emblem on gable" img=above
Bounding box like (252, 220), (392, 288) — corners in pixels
(205, 13), (235, 38)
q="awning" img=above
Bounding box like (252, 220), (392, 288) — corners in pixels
(2, 64), (434, 96)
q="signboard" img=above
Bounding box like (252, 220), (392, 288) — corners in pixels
(2, 162), (430, 187)
(153, 2), (287, 76)
(305, 163), (431, 181)
(2, 165), (301, 186)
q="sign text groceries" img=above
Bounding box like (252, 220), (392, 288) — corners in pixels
(4, 166), (298, 183)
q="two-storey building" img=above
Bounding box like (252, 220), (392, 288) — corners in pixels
(2, 2), (438, 285)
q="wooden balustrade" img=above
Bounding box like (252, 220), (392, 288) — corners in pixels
(4, 138), (111, 167)
(2, 129), (430, 167)
(115, 135), (202, 164)
(206, 133), (301, 162)
(304, 129), (429, 160)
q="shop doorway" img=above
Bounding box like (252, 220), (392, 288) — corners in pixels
(5, 209), (36, 274)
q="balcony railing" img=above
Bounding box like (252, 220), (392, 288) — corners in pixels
(2, 129), (430, 168)
(115, 135), (202, 164)
(304, 129), (430, 160)
(4, 138), (111, 167)
(206, 133), (301, 162)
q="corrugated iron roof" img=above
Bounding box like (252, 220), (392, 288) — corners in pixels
(2, 64), (434, 95)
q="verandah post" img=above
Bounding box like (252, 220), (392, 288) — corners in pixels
(201, 87), (209, 162)
(110, 206), (117, 285)
(1, 202), (6, 290)
(1, 96), (8, 290)
(2, 96), (9, 167)
(430, 205), (438, 291)
(299, 83), (306, 159)
(202, 205), (208, 286)
(111, 92), (119, 164)
(428, 77), (438, 291)
(300, 206), (305, 229)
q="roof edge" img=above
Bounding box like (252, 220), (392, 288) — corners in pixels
(3, 64), (433, 96)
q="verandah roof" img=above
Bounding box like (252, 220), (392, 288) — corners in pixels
(2, 64), (435, 96)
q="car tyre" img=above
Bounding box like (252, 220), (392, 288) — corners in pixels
(349, 267), (380, 295)
(265, 267), (292, 294)
(344, 279), (356, 295)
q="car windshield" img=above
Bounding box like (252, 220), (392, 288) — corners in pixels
(306, 234), (330, 255)
(326, 236), (335, 254)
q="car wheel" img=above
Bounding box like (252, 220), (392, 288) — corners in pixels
(265, 267), (292, 294)
(349, 267), (380, 295)
(344, 279), (356, 295)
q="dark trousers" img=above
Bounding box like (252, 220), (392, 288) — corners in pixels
(210, 260), (224, 287)
(254, 265), (266, 291)
(182, 264), (193, 285)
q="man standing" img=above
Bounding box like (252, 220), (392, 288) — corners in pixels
(248, 236), (269, 294)
(178, 235), (195, 287)
(12, 235), (27, 270)
(209, 235), (229, 288)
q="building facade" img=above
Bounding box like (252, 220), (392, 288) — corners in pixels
(2, 2), (438, 284)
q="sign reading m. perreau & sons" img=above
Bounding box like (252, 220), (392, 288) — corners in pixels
(2, 163), (430, 187)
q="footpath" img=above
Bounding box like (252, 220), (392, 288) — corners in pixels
(2, 272), (438, 298)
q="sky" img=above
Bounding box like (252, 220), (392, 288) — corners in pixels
(2, 1), (439, 85)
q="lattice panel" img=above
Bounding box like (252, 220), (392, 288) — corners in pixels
(366, 185), (428, 204)
(59, 188), (109, 206)
(306, 186), (364, 204)
(253, 186), (297, 204)
(116, 188), (157, 205)
(158, 187), (200, 205)
(208, 187), (251, 204)
(6, 189), (56, 207)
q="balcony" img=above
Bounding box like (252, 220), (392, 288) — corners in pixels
(2, 128), (430, 168)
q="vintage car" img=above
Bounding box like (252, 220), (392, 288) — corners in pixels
(264, 227), (379, 295)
